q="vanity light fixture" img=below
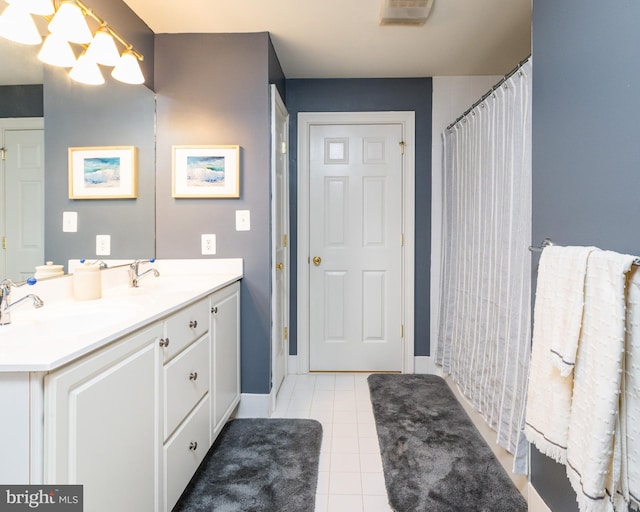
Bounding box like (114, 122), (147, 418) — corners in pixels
(0, 0), (145, 85)
(48, 1), (92, 44)
(38, 32), (77, 67)
(69, 51), (104, 85)
(6, 0), (54, 15)
(0, 3), (42, 44)
(111, 49), (144, 84)
(85, 26), (119, 66)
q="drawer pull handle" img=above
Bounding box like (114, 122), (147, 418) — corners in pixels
(189, 441), (198, 451)
(211, 306), (218, 314)
(189, 320), (198, 328)
(189, 372), (198, 381)
(159, 338), (170, 348)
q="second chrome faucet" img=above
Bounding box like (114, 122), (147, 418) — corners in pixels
(129, 259), (160, 287)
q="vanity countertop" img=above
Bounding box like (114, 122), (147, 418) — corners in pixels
(0, 259), (242, 372)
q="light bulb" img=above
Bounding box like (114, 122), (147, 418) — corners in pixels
(112, 50), (144, 84)
(48, 1), (92, 44)
(69, 53), (105, 85)
(38, 32), (77, 67)
(0, 4), (42, 45)
(85, 28), (120, 66)
(5, 0), (55, 15)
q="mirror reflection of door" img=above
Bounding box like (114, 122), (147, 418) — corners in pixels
(1, 119), (45, 281)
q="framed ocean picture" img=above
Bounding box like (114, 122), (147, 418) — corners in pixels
(68, 146), (138, 199)
(172, 145), (240, 198)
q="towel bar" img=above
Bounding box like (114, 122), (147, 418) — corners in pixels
(528, 238), (640, 266)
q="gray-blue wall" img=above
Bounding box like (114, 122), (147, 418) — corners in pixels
(284, 78), (432, 357)
(531, 1), (640, 510)
(154, 32), (276, 395)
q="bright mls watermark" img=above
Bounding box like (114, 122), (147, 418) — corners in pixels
(0, 486), (82, 511)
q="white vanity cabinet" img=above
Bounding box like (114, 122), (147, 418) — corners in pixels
(44, 323), (162, 512)
(161, 298), (211, 511)
(37, 280), (241, 512)
(211, 281), (241, 438)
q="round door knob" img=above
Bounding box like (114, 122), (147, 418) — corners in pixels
(189, 372), (198, 381)
(159, 338), (170, 347)
(189, 320), (198, 328)
(312, 256), (321, 266)
(275, 262), (284, 270)
(189, 441), (198, 451)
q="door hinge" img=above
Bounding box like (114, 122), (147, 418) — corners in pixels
(2, 236), (6, 250)
(1, 147), (6, 161)
(284, 327), (288, 340)
(399, 141), (406, 155)
(281, 141), (287, 154)
(401, 233), (404, 247)
(283, 234), (288, 247)
(401, 324), (404, 338)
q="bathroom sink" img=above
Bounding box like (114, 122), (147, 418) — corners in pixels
(6, 300), (143, 338)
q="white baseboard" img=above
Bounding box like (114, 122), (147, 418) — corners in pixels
(528, 483), (551, 512)
(288, 355), (298, 374)
(235, 393), (271, 418)
(413, 356), (443, 375)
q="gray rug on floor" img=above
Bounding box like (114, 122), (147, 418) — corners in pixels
(172, 418), (322, 512)
(368, 374), (527, 512)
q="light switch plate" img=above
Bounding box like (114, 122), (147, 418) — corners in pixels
(236, 210), (250, 231)
(96, 235), (111, 256)
(62, 211), (78, 232)
(201, 234), (216, 255)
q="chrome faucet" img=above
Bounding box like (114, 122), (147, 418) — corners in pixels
(0, 278), (44, 326)
(129, 259), (160, 287)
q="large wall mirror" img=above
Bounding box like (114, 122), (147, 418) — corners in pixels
(0, 32), (156, 282)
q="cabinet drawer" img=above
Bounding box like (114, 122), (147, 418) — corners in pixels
(162, 300), (209, 362)
(164, 335), (210, 440)
(164, 395), (210, 512)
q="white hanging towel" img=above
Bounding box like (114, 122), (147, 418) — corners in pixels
(615, 265), (640, 511)
(565, 250), (636, 512)
(524, 245), (596, 464)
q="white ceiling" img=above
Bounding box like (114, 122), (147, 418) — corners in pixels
(0, 0), (531, 84)
(123, 0), (532, 78)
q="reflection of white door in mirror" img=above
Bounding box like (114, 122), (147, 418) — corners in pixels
(1, 118), (44, 281)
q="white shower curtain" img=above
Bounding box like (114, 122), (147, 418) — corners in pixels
(436, 59), (532, 472)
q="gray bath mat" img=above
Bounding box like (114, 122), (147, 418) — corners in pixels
(368, 374), (527, 512)
(172, 418), (322, 512)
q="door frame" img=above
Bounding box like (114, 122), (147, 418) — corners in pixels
(297, 111), (415, 374)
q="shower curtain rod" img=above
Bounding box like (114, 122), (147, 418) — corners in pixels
(528, 238), (640, 266)
(446, 55), (532, 131)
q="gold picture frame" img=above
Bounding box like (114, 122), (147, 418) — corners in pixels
(172, 145), (240, 198)
(68, 146), (138, 199)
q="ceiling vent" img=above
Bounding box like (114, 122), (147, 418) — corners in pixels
(379, 0), (434, 26)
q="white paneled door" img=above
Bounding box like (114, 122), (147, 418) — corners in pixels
(271, 85), (289, 399)
(4, 128), (44, 281)
(309, 123), (403, 371)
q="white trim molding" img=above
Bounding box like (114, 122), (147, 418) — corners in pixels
(527, 483), (552, 512)
(297, 111), (416, 374)
(413, 356), (442, 376)
(235, 393), (271, 418)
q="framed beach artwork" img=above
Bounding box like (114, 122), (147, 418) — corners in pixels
(172, 145), (240, 198)
(68, 146), (138, 199)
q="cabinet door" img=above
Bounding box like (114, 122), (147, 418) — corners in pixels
(45, 324), (162, 512)
(211, 282), (241, 437)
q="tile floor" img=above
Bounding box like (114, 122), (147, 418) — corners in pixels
(271, 373), (392, 512)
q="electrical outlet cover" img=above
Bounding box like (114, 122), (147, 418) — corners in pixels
(201, 234), (216, 255)
(96, 234), (111, 256)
